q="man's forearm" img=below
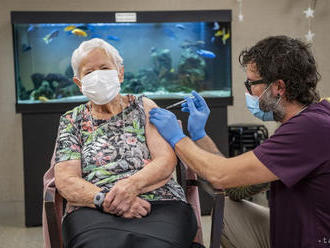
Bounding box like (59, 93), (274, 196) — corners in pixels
(175, 137), (277, 189)
(195, 135), (224, 156)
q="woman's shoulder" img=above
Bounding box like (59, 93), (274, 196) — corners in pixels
(139, 96), (158, 111)
(60, 103), (88, 124)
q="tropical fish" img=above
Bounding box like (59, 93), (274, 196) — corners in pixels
(175, 24), (185, 30)
(43, 30), (59, 44)
(213, 22), (220, 30)
(64, 25), (76, 32)
(211, 37), (216, 43)
(222, 31), (230, 45)
(22, 44), (32, 52)
(163, 28), (177, 39)
(107, 35), (120, 41)
(71, 28), (88, 37)
(215, 28), (225, 37)
(38, 96), (49, 102)
(27, 24), (34, 32)
(196, 49), (216, 59)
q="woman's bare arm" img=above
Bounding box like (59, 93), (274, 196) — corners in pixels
(55, 159), (151, 217)
(127, 97), (178, 194)
(54, 160), (101, 208)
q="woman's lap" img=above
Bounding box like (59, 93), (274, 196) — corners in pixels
(63, 200), (197, 248)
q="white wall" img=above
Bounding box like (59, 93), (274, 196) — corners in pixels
(1, 0), (329, 202)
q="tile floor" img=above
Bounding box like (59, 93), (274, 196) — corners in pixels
(0, 201), (212, 248)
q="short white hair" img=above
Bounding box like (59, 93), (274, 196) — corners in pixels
(71, 38), (123, 78)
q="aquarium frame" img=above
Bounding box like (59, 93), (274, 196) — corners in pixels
(11, 10), (233, 113)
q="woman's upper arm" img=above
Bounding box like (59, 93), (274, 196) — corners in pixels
(143, 97), (177, 164)
(54, 112), (82, 182)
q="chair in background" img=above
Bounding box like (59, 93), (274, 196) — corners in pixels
(43, 149), (225, 248)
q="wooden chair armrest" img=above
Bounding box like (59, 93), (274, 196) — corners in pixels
(197, 179), (224, 197)
(45, 187), (56, 203)
(186, 178), (224, 197)
(44, 188), (62, 248)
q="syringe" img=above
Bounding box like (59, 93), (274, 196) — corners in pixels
(165, 96), (194, 110)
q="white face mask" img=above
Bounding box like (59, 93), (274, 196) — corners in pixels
(81, 69), (120, 105)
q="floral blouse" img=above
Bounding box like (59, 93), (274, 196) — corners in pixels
(55, 95), (186, 206)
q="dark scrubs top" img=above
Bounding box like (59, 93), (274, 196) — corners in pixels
(254, 100), (330, 248)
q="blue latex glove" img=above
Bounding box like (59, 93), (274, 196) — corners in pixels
(149, 108), (186, 148)
(181, 91), (210, 141)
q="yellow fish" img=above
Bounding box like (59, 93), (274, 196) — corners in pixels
(72, 28), (87, 37)
(214, 29), (224, 37)
(38, 96), (49, 102)
(64, 25), (76, 32)
(222, 31), (230, 45)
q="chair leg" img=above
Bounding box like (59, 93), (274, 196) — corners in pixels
(210, 194), (225, 248)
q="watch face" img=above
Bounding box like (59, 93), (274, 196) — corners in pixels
(94, 192), (105, 207)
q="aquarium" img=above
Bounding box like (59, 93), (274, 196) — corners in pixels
(11, 11), (232, 112)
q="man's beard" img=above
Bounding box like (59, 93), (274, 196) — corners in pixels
(259, 88), (285, 122)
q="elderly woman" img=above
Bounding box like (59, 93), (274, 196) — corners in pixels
(54, 38), (198, 248)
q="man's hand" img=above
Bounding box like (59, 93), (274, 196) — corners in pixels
(102, 178), (139, 216)
(181, 91), (210, 141)
(149, 108), (186, 148)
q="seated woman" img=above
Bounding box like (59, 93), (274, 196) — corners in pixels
(54, 38), (198, 248)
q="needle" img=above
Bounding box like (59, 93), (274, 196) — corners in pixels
(165, 96), (194, 110)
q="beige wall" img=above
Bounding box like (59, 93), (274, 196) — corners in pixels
(0, 0), (329, 202)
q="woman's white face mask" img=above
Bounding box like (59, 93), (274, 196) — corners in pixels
(81, 69), (120, 105)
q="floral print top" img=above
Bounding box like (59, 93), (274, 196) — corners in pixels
(55, 95), (186, 208)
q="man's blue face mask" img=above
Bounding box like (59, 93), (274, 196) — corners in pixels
(245, 83), (278, 122)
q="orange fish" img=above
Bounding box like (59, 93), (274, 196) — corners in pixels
(64, 25), (76, 32)
(71, 28), (87, 37)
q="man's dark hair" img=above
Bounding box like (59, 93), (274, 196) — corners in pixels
(239, 35), (320, 105)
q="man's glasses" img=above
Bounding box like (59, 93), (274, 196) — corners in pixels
(244, 79), (267, 95)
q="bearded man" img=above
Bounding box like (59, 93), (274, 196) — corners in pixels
(149, 36), (330, 248)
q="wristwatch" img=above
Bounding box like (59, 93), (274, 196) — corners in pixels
(93, 188), (109, 211)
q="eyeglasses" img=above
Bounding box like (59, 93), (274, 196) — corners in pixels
(244, 79), (268, 95)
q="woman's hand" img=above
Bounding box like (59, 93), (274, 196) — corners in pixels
(121, 197), (151, 219)
(102, 178), (140, 215)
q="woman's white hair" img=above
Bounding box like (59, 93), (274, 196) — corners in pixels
(71, 38), (123, 78)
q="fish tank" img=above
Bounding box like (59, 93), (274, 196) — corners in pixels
(11, 11), (232, 113)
